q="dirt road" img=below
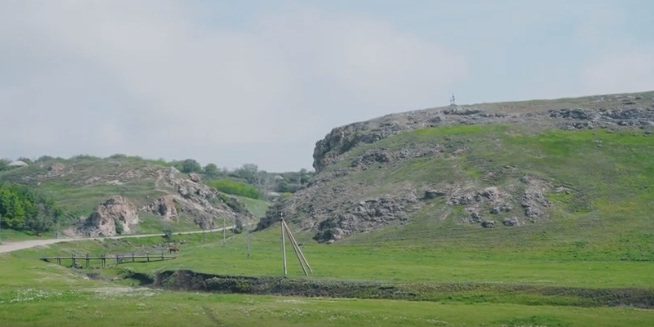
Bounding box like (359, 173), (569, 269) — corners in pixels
(0, 226), (235, 254)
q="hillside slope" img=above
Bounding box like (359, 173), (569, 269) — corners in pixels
(267, 91), (654, 260)
(0, 155), (256, 236)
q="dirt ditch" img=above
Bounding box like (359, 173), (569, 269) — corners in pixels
(138, 270), (654, 308)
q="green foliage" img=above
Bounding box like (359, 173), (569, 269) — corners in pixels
(162, 228), (173, 242)
(209, 179), (262, 199)
(203, 163), (219, 178)
(233, 196), (270, 218)
(24, 213), (54, 235)
(0, 159), (12, 172)
(0, 184), (60, 233)
(114, 219), (124, 235)
(233, 163), (259, 184)
(177, 159), (202, 173)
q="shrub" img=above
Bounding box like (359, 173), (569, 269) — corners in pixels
(209, 179), (262, 199)
(114, 220), (124, 235)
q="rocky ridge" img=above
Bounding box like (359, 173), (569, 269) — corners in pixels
(314, 92), (654, 172)
(285, 92), (654, 242)
(78, 167), (254, 236)
(9, 157), (256, 237)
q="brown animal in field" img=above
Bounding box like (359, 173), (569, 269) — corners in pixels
(168, 243), (179, 254)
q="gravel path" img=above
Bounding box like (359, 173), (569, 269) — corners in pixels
(0, 226), (235, 254)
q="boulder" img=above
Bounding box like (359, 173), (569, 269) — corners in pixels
(424, 190), (446, 200)
(481, 220), (495, 228)
(469, 212), (482, 223)
(502, 217), (520, 226)
(189, 173), (201, 183)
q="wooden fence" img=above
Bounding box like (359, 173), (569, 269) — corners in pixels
(40, 252), (176, 268)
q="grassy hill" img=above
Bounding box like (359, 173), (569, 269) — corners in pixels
(329, 126), (654, 260)
(0, 155), (266, 238)
(277, 92), (653, 260)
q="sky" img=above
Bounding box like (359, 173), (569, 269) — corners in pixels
(1, 0), (653, 171)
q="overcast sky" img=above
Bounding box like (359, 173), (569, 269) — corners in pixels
(1, 0), (653, 171)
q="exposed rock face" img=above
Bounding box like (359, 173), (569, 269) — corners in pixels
(350, 147), (444, 170)
(79, 196), (139, 237)
(313, 195), (419, 242)
(146, 167), (254, 230)
(147, 195), (178, 221)
(520, 177), (551, 221)
(47, 163), (66, 177)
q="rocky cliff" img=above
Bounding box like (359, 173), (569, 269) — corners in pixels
(314, 92), (654, 172)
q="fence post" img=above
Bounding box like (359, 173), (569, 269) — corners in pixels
(72, 254), (76, 268)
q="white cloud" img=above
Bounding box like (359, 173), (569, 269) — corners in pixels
(0, 2), (467, 170)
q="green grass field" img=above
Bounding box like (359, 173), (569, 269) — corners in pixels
(1, 228), (653, 326)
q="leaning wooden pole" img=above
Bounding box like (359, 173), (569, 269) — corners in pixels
(283, 221), (309, 276)
(287, 222), (312, 273)
(283, 220), (312, 273)
(281, 215), (288, 277)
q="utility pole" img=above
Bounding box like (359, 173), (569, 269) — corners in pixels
(246, 229), (252, 259)
(279, 212), (312, 277)
(223, 215), (226, 245)
(281, 212), (287, 277)
(282, 220), (312, 276)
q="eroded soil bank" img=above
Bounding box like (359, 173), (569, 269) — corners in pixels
(146, 270), (654, 308)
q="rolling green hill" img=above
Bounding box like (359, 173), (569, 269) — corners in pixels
(0, 155), (262, 238)
(273, 91), (654, 261)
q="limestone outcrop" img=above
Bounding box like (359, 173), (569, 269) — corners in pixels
(79, 196), (139, 237)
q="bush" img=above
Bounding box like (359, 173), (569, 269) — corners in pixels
(0, 184), (61, 233)
(182, 159), (202, 173)
(114, 220), (124, 235)
(209, 179), (262, 199)
(203, 163), (219, 178)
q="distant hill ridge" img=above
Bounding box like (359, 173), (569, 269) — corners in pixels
(313, 91), (654, 171)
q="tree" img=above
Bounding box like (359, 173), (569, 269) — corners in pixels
(0, 159), (11, 172)
(24, 214), (53, 235)
(180, 159), (202, 173)
(0, 184), (60, 233)
(0, 188), (27, 229)
(203, 163), (219, 178)
(235, 164), (259, 184)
